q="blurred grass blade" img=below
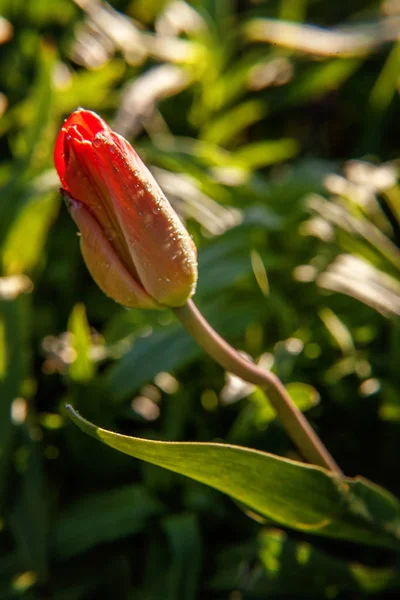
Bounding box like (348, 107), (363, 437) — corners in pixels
(279, 0), (308, 22)
(162, 514), (202, 600)
(363, 40), (400, 151)
(200, 99), (266, 146)
(0, 296), (27, 510)
(233, 139), (299, 170)
(1, 186), (59, 275)
(67, 303), (95, 383)
(52, 484), (164, 559)
(270, 59), (361, 110)
(21, 43), (55, 168)
(319, 307), (355, 355)
(318, 254), (400, 318)
(244, 18), (394, 57)
(10, 425), (49, 583)
(58, 61), (126, 113)
(0, 313), (5, 380)
(67, 405), (400, 549)
(210, 528), (400, 594)
(0, 44), (56, 246)
(256, 528), (399, 594)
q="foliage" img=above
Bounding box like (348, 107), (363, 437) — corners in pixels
(1, 0), (400, 598)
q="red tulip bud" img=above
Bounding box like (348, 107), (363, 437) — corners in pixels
(54, 109), (197, 309)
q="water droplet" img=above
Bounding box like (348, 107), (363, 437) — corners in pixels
(93, 137), (101, 148)
(144, 214), (153, 228)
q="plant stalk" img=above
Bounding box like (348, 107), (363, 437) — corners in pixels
(174, 300), (342, 475)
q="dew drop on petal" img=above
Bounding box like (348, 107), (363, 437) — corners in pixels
(144, 214), (153, 228)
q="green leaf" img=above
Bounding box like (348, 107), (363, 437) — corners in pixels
(363, 41), (400, 152)
(200, 99), (266, 146)
(10, 426), (49, 582)
(233, 139), (300, 170)
(162, 514), (202, 600)
(0, 296), (27, 510)
(56, 61), (125, 114)
(109, 322), (198, 401)
(52, 484), (164, 560)
(66, 405), (400, 549)
(379, 382), (400, 422)
(67, 303), (95, 383)
(209, 528), (400, 595)
(286, 382), (320, 412)
(197, 227), (284, 298)
(141, 536), (172, 599)
(1, 189), (59, 275)
(270, 58), (362, 110)
(18, 43), (56, 168)
(0, 44), (56, 246)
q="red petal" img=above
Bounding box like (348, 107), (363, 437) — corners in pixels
(90, 131), (198, 306)
(64, 109), (108, 138)
(67, 196), (159, 310)
(54, 109), (109, 187)
(61, 131), (141, 281)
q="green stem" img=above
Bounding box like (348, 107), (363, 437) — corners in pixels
(174, 300), (342, 475)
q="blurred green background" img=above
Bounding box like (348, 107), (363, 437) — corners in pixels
(2, 0), (400, 597)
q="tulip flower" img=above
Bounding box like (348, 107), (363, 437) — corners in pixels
(54, 109), (197, 309)
(57, 111), (341, 477)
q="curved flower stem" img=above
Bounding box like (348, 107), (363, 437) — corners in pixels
(174, 300), (342, 475)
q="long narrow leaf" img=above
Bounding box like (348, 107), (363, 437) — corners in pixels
(67, 405), (400, 550)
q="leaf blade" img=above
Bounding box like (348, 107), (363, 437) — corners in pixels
(66, 405), (400, 549)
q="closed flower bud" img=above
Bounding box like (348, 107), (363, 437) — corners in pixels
(54, 109), (198, 308)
